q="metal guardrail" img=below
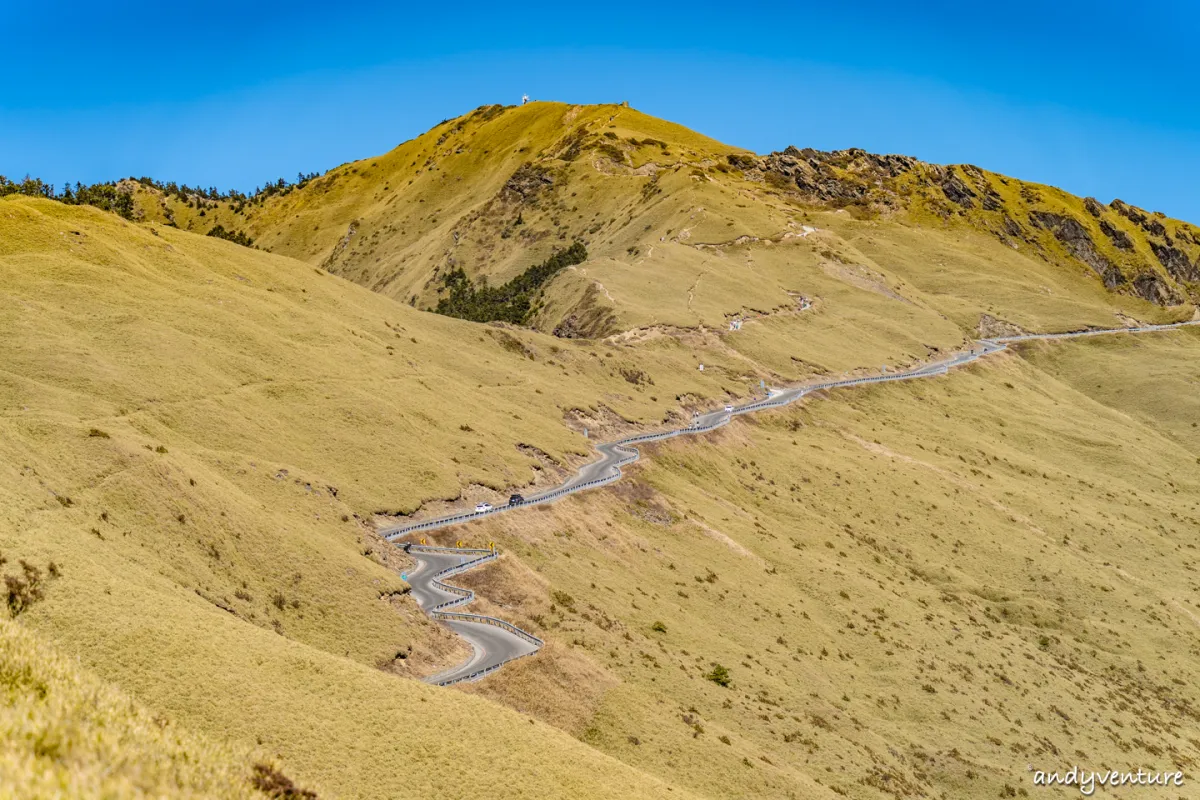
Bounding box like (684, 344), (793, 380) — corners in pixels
(408, 545), (545, 686)
(429, 642), (542, 687)
(431, 611), (544, 647)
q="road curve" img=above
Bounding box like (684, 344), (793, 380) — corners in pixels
(403, 545), (542, 685)
(391, 320), (1198, 685)
(383, 320), (1199, 541)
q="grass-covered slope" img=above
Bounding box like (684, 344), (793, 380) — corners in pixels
(429, 328), (1200, 800)
(9, 102), (1200, 799)
(0, 616), (269, 798)
(131, 102), (1195, 344)
(1021, 328), (1200, 453)
(0, 195), (711, 798)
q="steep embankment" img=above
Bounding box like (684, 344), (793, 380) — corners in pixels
(0, 196), (708, 798)
(132, 102), (1196, 345)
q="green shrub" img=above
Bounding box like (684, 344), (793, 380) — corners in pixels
(705, 664), (731, 687)
(434, 243), (587, 325)
(206, 224), (255, 247)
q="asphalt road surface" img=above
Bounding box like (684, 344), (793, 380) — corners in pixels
(405, 547), (540, 685)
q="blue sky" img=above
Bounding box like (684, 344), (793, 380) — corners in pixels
(3, 0), (1198, 222)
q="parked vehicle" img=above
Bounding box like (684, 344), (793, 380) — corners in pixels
(474, 502), (493, 513)
(724, 404), (734, 413)
(509, 494), (525, 506)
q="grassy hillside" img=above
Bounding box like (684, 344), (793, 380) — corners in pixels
(0, 195), (720, 798)
(7, 103), (1200, 799)
(422, 328), (1200, 799)
(0, 615), (271, 798)
(1020, 329), (1200, 454)
(129, 102), (1195, 344)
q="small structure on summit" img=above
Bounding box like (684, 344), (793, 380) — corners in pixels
(521, 94), (529, 105)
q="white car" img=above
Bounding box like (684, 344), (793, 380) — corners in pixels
(474, 502), (493, 513)
(724, 404), (734, 413)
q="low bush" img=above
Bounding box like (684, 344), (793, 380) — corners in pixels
(705, 664), (731, 687)
(3, 553), (59, 617)
(250, 763), (317, 799)
(206, 224), (255, 247)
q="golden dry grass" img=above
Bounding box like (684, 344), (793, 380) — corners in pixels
(0, 615), (264, 799)
(5, 102), (1200, 799)
(0, 196), (718, 798)
(1019, 327), (1200, 454)
(441, 330), (1200, 799)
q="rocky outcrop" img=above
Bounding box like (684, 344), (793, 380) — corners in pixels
(1132, 272), (1181, 305)
(750, 148), (1193, 307)
(1029, 211), (1125, 289)
(1002, 215), (1024, 238)
(978, 314), (1026, 338)
(552, 315), (585, 338)
(503, 164), (554, 202)
(756, 147), (921, 208)
(321, 220), (359, 270)
(1112, 199), (1168, 237)
(757, 149), (998, 217)
(1149, 242), (1200, 282)
(940, 175), (976, 209)
(1099, 219), (1133, 250)
(726, 153), (758, 171)
(959, 165), (1002, 210)
(1112, 199), (1149, 227)
(551, 284), (619, 339)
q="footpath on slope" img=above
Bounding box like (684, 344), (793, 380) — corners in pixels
(387, 320), (1199, 685)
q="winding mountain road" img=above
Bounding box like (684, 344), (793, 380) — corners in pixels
(388, 320), (1198, 685)
(403, 545), (542, 686)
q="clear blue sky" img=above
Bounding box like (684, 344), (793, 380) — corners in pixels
(3, 0), (1198, 222)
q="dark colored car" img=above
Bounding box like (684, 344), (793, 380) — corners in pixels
(509, 494), (525, 506)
